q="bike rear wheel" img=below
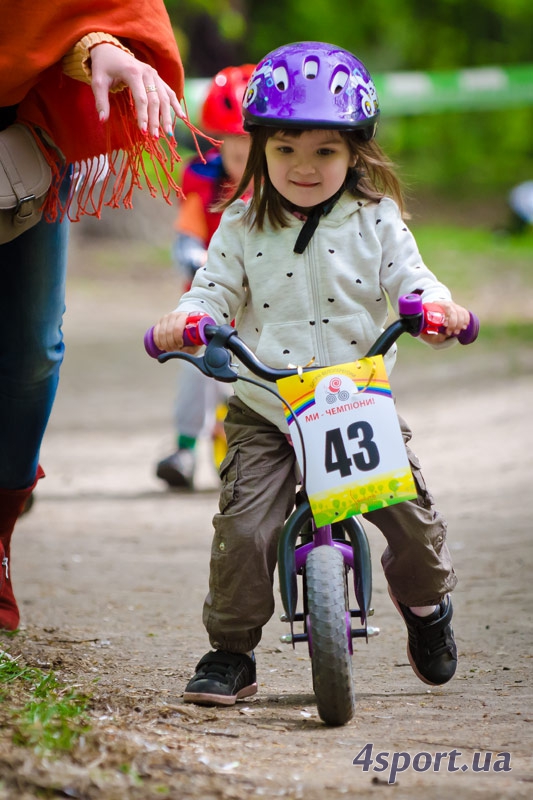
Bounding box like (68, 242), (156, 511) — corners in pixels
(305, 545), (355, 726)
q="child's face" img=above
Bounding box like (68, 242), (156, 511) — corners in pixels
(264, 129), (356, 213)
(220, 135), (251, 184)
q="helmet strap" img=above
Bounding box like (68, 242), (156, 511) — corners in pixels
(293, 168), (360, 254)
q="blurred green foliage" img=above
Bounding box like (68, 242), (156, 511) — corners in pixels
(410, 222), (533, 302)
(379, 107), (533, 198)
(163, 0), (533, 195)
(164, 0), (533, 69)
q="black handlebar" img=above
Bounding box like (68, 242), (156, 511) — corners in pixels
(144, 293), (479, 383)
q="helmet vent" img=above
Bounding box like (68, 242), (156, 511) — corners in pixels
(303, 57), (319, 79)
(272, 65), (289, 91)
(330, 67), (350, 94)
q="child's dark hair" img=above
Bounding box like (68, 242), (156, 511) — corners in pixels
(223, 127), (406, 229)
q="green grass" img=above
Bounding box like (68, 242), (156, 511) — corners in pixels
(0, 650), (91, 754)
(476, 320), (533, 343)
(380, 221), (533, 354)
(410, 223), (533, 306)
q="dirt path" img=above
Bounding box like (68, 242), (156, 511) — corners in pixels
(2, 238), (532, 799)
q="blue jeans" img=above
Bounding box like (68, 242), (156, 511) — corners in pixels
(0, 207), (69, 490)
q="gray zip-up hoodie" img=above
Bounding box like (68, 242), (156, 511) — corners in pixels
(176, 193), (453, 432)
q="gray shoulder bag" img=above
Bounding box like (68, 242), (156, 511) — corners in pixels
(0, 123), (52, 244)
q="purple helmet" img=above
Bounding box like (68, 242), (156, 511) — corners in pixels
(242, 42), (379, 139)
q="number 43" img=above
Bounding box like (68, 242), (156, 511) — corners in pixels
(325, 422), (380, 477)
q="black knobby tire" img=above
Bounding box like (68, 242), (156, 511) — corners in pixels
(305, 545), (355, 726)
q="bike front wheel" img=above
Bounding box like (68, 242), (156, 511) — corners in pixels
(305, 545), (355, 726)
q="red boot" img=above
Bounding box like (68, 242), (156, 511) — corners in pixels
(0, 466), (45, 630)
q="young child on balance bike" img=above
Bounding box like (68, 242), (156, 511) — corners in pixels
(152, 42), (472, 706)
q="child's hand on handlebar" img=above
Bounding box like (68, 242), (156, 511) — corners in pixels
(420, 301), (471, 344)
(153, 311), (199, 354)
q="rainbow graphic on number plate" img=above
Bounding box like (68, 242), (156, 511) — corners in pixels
(278, 357), (392, 426)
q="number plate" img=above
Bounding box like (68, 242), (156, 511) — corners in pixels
(277, 356), (417, 526)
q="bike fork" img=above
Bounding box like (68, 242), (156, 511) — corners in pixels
(280, 523), (380, 648)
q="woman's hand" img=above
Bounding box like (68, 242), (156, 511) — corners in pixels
(89, 43), (185, 137)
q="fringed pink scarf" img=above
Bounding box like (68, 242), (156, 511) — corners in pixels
(0, 0), (218, 221)
(17, 65), (218, 222)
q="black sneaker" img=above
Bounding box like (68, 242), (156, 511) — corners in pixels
(389, 587), (458, 685)
(183, 650), (257, 706)
(156, 449), (195, 489)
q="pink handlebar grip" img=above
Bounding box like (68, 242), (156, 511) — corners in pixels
(144, 327), (163, 358)
(144, 313), (216, 358)
(423, 302), (480, 345)
(182, 313), (216, 347)
(398, 295), (479, 345)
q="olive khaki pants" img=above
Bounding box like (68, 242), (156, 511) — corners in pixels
(203, 396), (457, 653)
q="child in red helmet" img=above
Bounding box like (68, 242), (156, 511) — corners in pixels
(156, 65), (254, 490)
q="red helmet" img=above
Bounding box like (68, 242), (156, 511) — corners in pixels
(201, 64), (256, 135)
